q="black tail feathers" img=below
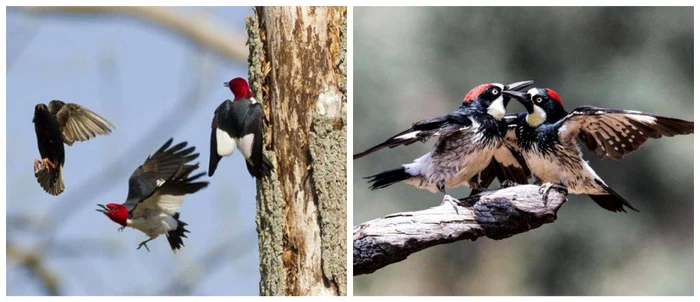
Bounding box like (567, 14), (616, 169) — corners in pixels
(166, 213), (190, 252)
(589, 179), (639, 213)
(364, 167), (412, 190)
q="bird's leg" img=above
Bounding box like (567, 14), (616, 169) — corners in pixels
(117, 226), (125, 232)
(137, 237), (155, 252)
(438, 181), (461, 214)
(533, 176), (543, 186)
(539, 182), (568, 207)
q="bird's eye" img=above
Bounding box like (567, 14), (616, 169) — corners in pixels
(491, 88), (499, 95)
(535, 97), (543, 103)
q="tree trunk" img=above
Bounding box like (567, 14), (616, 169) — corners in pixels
(246, 6), (347, 296)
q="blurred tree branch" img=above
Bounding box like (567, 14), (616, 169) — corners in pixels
(22, 6), (247, 62)
(7, 243), (60, 295)
(353, 185), (567, 276)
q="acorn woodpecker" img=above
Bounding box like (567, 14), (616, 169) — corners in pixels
(357, 80), (533, 204)
(97, 138), (208, 252)
(503, 87), (694, 212)
(32, 100), (114, 196)
(209, 77), (272, 178)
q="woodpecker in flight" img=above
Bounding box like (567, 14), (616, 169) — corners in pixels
(503, 87), (694, 212)
(97, 138), (208, 252)
(357, 80), (534, 204)
(209, 77), (272, 178)
(32, 100), (114, 196)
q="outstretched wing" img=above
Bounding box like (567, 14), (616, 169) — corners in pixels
(558, 106), (693, 159)
(353, 112), (472, 159)
(123, 138), (201, 212)
(50, 100), (115, 146)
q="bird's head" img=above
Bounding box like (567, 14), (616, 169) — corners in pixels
(504, 87), (566, 127)
(462, 80), (533, 120)
(224, 77), (253, 101)
(96, 203), (128, 226)
(33, 104), (49, 123)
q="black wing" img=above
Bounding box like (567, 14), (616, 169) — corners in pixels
(208, 106), (223, 177)
(353, 112), (473, 159)
(558, 106), (693, 159)
(123, 138), (199, 212)
(243, 102), (272, 177)
(50, 100), (114, 146)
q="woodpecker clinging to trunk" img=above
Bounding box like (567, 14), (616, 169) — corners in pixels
(503, 87), (694, 212)
(97, 138), (208, 252)
(357, 80), (534, 205)
(209, 77), (272, 178)
(32, 100), (114, 196)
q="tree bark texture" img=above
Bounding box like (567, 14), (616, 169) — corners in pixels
(353, 185), (568, 276)
(247, 6), (347, 296)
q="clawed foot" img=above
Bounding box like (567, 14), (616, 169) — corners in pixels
(137, 241), (151, 252)
(441, 194), (462, 214)
(33, 158), (56, 173)
(539, 182), (568, 206)
(117, 226), (125, 232)
(500, 180), (518, 188)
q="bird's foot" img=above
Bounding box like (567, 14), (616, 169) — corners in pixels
(137, 241), (151, 252)
(539, 182), (568, 207)
(441, 194), (462, 214)
(42, 158), (57, 169)
(117, 226), (125, 233)
(500, 180), (518, 188)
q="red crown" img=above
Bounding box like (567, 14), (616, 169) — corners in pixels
(463, 84), (491, 103)
(546, 88), (562, 105)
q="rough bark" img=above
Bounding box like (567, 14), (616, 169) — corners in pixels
(247, 6), (347, 296)
(353, 185), (568, 276)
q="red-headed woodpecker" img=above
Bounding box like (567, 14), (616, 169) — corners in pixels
(503, 87), (694, 212)
(209, 77), (272, 178)
(356, 80), (534, 206)
(33, 100), (114, 195)
(97, 138), (208, 252)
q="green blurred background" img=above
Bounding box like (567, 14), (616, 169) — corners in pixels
(353, 7), (693, 296)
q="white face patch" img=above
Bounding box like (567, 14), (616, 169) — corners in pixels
(487, 96), (505, 119)
(236, 133), (255, 161)
(216, 128), (236, 156)
(493, 83), (505, 90)
(527, 88), (540, 97)
(527, 105), (547, 127)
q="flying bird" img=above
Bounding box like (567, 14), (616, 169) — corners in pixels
(503, 87), (694, 212)
(97, 138), (208, 252)
(358, 80), (533, 206)
(209, 77), (272, 178)
(32, 100), (114, 195)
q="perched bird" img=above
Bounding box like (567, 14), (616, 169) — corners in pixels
(32, 100), (114, 195)
(503, 87), (694, 212)
(96, 138), (208, 252)
(209, 77), (272, 178)
(358, 80), (533, 205)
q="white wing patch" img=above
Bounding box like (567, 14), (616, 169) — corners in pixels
(156, 179), (166, 187)
(628, 114), (656, 124)
(216, 128), (236, 156)
(155, 193), (185, 216)
(396, 131), (419, 140)
(236, 133), (255, 161)
(250, 97), (258, 104)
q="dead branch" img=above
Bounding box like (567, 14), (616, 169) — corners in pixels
(353, 184), (567, 276)
(22, 6), (247, 62)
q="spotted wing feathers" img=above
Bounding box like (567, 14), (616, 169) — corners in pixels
(561, 106), (693, 159)
(49, 100), (115, 146)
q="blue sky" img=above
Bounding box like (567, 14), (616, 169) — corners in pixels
(7, 7), (261, 295)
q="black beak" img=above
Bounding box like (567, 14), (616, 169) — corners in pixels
(223, 82), (229, 87)
(504, 80), (533, 92)
(96, 204), (107, 213)
(502, 90), (528, 100)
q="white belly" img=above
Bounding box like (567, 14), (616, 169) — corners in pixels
(128, 214), (177, 237)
